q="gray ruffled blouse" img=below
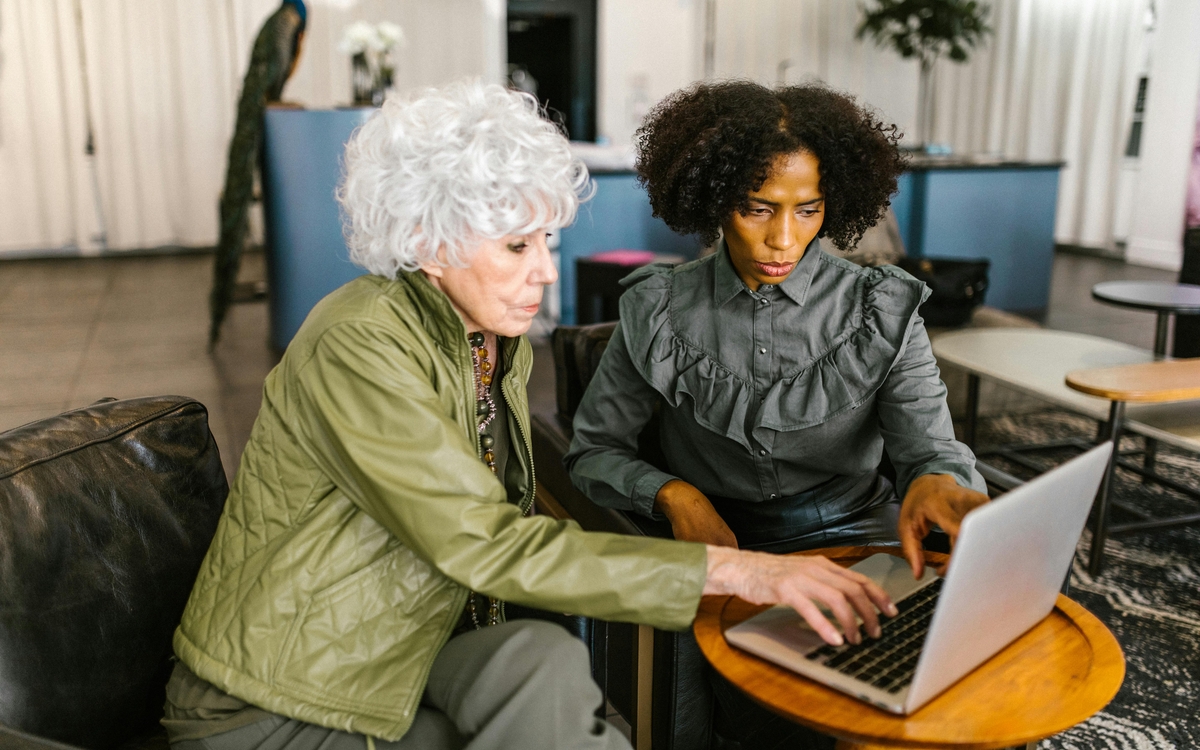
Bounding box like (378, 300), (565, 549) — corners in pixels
(564, 240), (985, 519)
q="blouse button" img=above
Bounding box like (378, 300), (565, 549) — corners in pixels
(760, 298), (769, 305)
(769, 493), (778, 499)
(758, 449), (767, 456)
(759, 347), (767, 354)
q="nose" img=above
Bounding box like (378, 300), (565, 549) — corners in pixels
(530, 233), (559, 286)
(765, 211), (797, 254)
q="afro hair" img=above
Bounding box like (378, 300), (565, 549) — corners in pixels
(635, 80), (905, 250)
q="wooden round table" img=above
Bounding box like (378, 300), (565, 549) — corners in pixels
(694, 547), (1125, 750)
(1092, 281), (1200, 357)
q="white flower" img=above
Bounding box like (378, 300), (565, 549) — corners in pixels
(339, 21), (376, 55)
(376, 21), (406, 50)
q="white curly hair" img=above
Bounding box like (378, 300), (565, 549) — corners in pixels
(337, 79), (591, 277)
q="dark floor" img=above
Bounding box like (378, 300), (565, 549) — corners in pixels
(0, 250), (1177, 481)
(1042, 250), (1179, 347)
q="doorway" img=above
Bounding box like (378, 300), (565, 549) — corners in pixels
(507, 0), (596, 141)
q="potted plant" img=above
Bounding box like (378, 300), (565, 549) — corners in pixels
(857, 0), (992, 151)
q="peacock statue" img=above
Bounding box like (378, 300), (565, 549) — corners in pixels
(209, 0), (307, 347)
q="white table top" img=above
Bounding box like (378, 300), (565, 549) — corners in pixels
(933, 328), (1200, 450)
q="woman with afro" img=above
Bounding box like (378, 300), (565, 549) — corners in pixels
(565, 81), (990, 748)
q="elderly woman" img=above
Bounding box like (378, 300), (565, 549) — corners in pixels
(161, 81), (896, 750)
(565, 80), (991, 748)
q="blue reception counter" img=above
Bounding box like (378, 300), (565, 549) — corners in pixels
(261, 118), (699, 337)
(262, 107), (371, 351)
(891, 157), (1063, 316)
(261, 113), (1060, 334)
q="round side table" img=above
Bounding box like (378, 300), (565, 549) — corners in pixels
(1091, 281), (1200, 358)
(694, 546), (1125, 750)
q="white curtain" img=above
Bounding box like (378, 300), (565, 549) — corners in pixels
(929, 0), (1146, 251)
(0, 0), (500, 256)
(710, 0), (1148, 252)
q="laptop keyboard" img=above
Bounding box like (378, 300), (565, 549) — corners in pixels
(805, 578), (944, 694)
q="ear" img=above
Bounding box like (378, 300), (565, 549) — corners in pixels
(419, 261), (445, 281)
(419, 244), (449, 280)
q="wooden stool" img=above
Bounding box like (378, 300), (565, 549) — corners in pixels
(1066, 358), (1200, 574)
(694, 547), (1124, 750)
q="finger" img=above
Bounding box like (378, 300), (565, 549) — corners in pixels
(932, 511), (961, 540)
(837, 581), (883, 639)
(899, 518), (926, 580)
(855, 573), (898, 621)
(826, 567), (898, 622)
(806, 582), (862, 645)
(789, 595), (844, 647)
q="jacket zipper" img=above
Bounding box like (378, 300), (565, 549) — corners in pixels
(500, 371), (535, 516)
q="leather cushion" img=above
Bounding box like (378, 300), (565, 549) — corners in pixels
(552, 322), (618, 419)
(0, 397), (227, 750)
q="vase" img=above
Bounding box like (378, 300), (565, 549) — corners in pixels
(372, 66), (394, 107)
(351, 53), (374, 106)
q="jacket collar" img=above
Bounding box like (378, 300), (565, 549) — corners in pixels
(713, 237), (820, 308)
(396, 270), (468, 352)
(393, 270), (532, 382)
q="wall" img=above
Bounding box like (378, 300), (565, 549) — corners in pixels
(1125, 0), (1200, 270)
(284, 0), (504, 108)
(710, 0), (919, 141)
(594, 0), (919, 148)
(596, 0), (702, 146)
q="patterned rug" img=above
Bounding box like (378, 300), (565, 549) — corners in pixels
(975, 410), (1200, 749)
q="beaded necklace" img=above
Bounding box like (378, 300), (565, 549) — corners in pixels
(468, 331), (501, 627)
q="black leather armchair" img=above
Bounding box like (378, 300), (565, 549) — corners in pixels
(531, 323), (713, 750)
(0, 397), (228, 750)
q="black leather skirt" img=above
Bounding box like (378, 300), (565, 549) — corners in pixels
(708, 471), (900, 554)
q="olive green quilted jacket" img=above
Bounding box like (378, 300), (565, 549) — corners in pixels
(173, 272), (707, 740)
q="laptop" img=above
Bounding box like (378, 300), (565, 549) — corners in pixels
(724, 441), (1113, 715)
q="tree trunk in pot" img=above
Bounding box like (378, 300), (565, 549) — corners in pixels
(916, 58), (935, 150)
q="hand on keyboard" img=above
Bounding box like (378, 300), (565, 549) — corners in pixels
(704, 547), (899, 646)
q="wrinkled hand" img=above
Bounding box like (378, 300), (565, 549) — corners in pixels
(898, 473), (991, 579)
(655, 479), (739, 548)
(704, 547), (898, 646)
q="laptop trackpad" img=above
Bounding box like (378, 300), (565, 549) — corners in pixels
(853, 552), (940, 602)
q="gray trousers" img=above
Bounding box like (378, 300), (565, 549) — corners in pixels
(175, 620), (630, 750)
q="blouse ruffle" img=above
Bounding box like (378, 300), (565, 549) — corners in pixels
(616, 255), (930, 452)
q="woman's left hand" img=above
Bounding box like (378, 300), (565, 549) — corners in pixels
(898, 474), (990, 579)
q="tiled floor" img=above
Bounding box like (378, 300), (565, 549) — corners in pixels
(0, 251), (277, 481)
(0, 249), (1178, 481)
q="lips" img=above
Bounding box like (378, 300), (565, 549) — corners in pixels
(754, 261), (796, 278)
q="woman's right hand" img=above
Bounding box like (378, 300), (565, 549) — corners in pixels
(702, 546), (898, 646)
(654, 480), (739, 548)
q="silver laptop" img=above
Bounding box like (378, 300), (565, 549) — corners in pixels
(725, 441), (1113, 715)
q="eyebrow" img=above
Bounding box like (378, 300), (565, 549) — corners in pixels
(747, 197), (824, 207)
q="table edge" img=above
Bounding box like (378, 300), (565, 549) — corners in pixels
(694, 549), (1126, 749)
